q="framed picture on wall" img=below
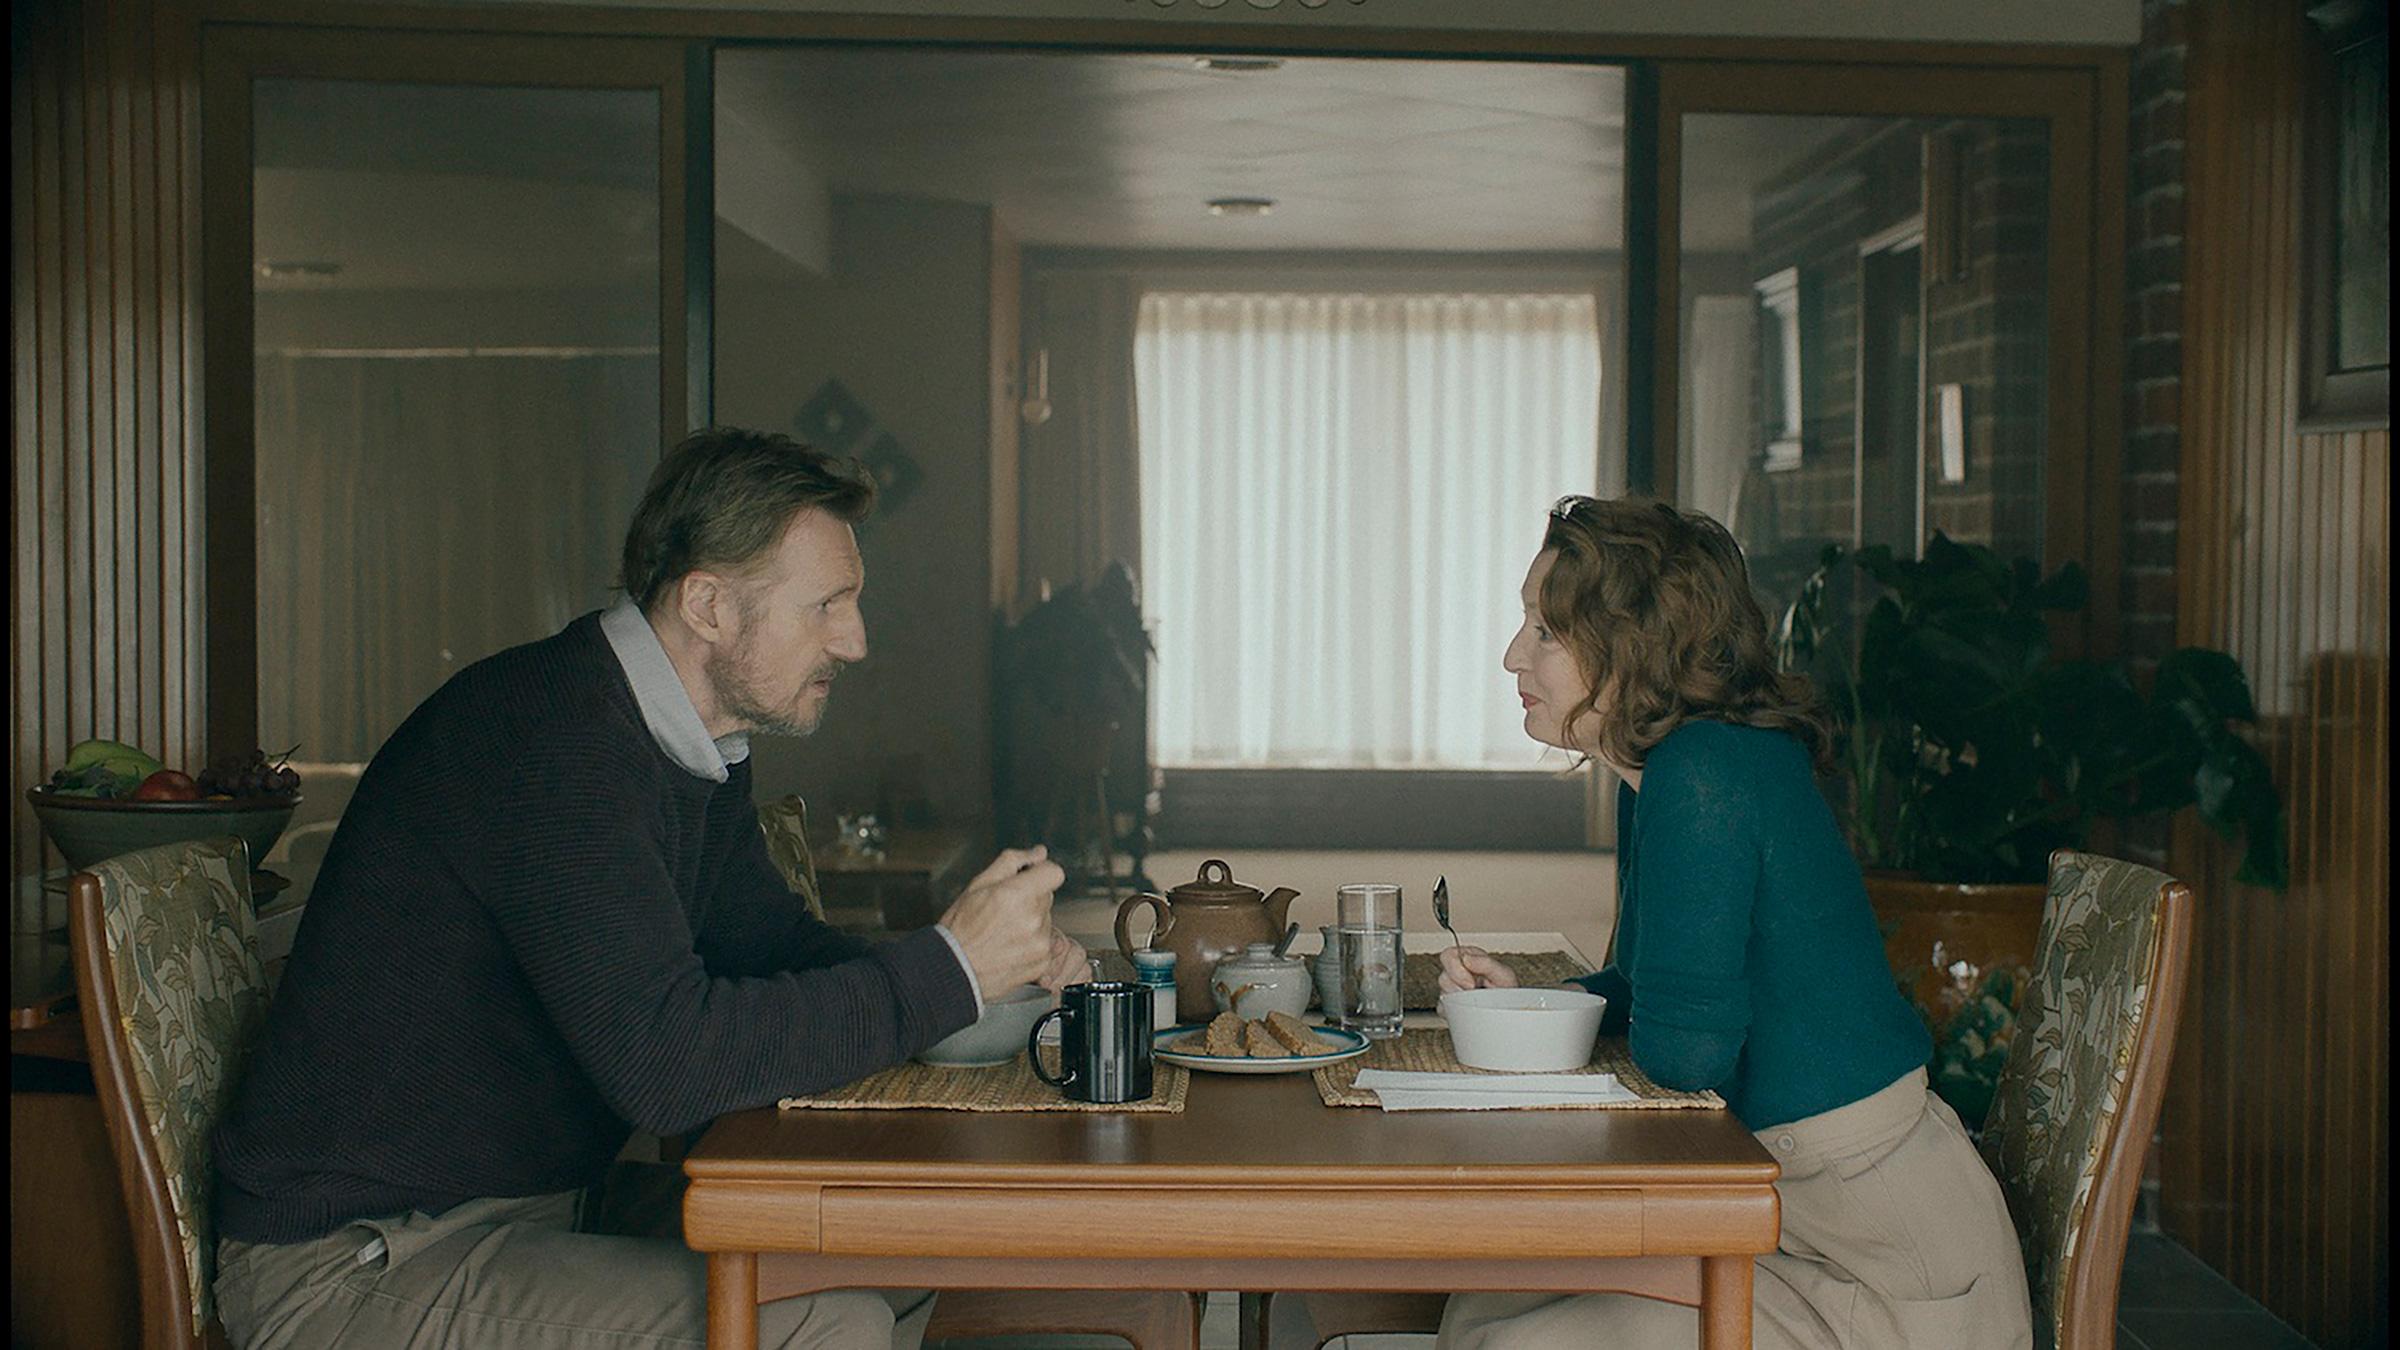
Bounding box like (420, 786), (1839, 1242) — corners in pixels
(2300, 0), (2389, 429)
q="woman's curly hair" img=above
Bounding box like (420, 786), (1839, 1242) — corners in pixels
(1538, 495), (1835, 775)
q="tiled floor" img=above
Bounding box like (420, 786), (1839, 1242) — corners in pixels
(924, 1232), (2322, 1348)
(2113, 1231), (2322, 1350)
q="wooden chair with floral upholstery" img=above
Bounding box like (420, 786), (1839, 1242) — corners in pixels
(1981, 848), (2196, 1350)
(68, 834), (269, 1350)
(756, 796), (1203, 1349)
(757, 793), (827, 921)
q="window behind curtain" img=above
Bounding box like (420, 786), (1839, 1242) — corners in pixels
(251, 78), (664, 765)
(1135, 291), (1602, 771)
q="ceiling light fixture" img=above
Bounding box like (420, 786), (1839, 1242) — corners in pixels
(1206, 197), (1275, 217)
(1193, 57), (1286, 72)
(254, 259), (343, 279)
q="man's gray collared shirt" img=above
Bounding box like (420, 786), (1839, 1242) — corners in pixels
(599, 598), (750, 782)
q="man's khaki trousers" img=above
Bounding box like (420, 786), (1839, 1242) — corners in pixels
(216, 1165), (932, 1349)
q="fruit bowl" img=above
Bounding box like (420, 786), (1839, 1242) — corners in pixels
(26, 787), (300, 872)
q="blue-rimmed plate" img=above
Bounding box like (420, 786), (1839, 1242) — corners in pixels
(1153, 1023), (1372, 1075)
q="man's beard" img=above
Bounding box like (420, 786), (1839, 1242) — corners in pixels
(706, 645), (837, 738)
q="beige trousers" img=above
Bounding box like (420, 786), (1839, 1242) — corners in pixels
(215, 1164), (933, 1349)
(1439, 1070), (2032, 1350)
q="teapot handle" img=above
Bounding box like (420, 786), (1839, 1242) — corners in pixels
(1115, 892), (1171, 962)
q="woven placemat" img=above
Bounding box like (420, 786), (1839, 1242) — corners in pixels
(779, 1046), (1188, 1113)
(1314, 1030), (1723, 1110)
(1097, 949), (1592, 1012)
(1399, 951), (1590, 1010)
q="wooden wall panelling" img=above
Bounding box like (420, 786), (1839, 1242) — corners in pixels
(2166, 2), (2390, 1345)
(9, 0), (205, 931)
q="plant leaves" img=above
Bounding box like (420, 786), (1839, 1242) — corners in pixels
(2027, 559), (2090, 612)
(1779, 535), (2287, 889)
(2156, 647), (2260, 724)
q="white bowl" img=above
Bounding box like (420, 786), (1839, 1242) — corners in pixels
(1438, 987), (1608, 1072)
(916, 984), (1057, 1067)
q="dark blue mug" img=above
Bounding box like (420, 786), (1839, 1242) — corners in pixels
(1029, 980), (1154, 1103)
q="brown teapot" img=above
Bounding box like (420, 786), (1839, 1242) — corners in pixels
(1115, 858), (1300, 1024)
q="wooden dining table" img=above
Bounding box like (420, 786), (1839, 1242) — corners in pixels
(682, 1031), (1782, 1350)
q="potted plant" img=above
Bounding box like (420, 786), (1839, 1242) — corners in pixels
(1777, 532), (2287, 1126)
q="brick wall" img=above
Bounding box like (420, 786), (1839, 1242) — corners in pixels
(1923, 121), (2051, 554)
(1745, 124), (1913, 563)
(1740, 117), (2051, 585)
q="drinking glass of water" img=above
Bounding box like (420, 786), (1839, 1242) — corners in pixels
(1334, 883), (1404, 1040)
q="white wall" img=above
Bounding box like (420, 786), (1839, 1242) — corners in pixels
(1058, 847), (1619, 973)
(715, 99), (831, 280)
(713, 195), (999, 828)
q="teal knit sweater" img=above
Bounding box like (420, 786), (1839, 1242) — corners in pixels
(1573, 720), (1931, 1130)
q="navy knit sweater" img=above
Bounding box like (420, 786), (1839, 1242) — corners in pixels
(214, 614), (978, 1244)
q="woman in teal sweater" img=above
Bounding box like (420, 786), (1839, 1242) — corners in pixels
(1435, 496), (2032, 1350)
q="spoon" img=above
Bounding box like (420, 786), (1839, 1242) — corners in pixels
(1271, 920), (1301, 960)
(1433, 875), (1463, 950)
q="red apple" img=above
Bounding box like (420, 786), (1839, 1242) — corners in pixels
(130, 770), (201, 802)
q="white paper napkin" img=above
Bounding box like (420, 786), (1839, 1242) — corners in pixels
(1351, 1067), (1641, 1111)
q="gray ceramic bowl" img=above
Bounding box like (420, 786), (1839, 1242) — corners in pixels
(915, 984), (1058, 1068)
(27, 788), (298, 872)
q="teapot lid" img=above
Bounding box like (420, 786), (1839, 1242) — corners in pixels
(1171, 858), (1259, 901)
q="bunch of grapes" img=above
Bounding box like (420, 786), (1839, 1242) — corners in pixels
(197, 746), (302, 799)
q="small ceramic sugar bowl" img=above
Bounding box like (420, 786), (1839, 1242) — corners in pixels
(1208, 942), (1313, 1021)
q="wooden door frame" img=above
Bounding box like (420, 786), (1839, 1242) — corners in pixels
(197, 24), (700, 755)
(1854, 219), (1929, 553)
(1650, 59), (2128, 658)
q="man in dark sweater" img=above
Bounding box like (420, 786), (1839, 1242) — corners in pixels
(212, 428), (1083, 1348)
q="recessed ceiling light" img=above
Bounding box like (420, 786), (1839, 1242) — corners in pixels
(1193, 57), (1285, 73)
(1206, 197), (1276, 217)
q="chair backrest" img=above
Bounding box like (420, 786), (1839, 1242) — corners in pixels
(69, 835), (269, 1350)
(757, 794), (826, 920)
(1980, 849), (2195, 1350)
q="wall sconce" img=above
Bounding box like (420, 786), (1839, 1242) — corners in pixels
(1017, 348), (1053, 426)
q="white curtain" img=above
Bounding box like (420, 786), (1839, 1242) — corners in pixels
(1136, 291), (1602, 770)
(1682, 294), (1757, 529)
(255, 351), (657, 760)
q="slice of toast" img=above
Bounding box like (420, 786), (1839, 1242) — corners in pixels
(1241, 1020), (1293, 1058)
(1263, 1010), (1336, 1055)
(1171, 1032), (1211, 1054)
(1204, 1011), (1246, 1057)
